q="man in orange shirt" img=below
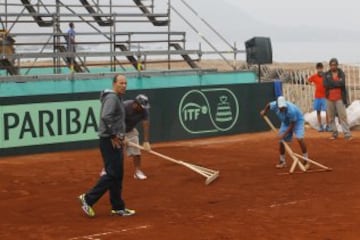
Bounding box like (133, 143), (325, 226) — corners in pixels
(323, 58), (352, 140)
(308, 62), (329, 131)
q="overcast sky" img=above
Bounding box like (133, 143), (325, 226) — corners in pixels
(222, 0), (360, 30)
(172, 0), (360, 62)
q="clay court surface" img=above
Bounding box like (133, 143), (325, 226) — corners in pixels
(1, 129), (360, 240)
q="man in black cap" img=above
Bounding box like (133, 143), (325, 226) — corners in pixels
(124, 94), (151, 179)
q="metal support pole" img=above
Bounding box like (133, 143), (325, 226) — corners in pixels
(5, 0), (8, 30)
(167, 0), (171, 70)
(258, 64), (261, 83)
(199, 42), (202, 60)
(233, 42), (237, 70)
(56, 0), (61, 74)
(180, 0), (234, 50)
(137, 43), (141, 72)
(52, 12), (59, 74)
(170, 5), (234, 70)
(110, 0), (114, 72)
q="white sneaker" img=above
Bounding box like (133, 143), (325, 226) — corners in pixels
(111, 208), (136, 216)
(304, 162), (311, 170)
(275, 162), (287, 169)
(134, 170), (147, 180)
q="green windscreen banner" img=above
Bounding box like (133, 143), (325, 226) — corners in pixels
(1, 100), (99, 148)
(0, 82), (275, 156)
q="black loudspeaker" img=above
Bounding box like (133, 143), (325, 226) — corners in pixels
(245, 37), (272, 65)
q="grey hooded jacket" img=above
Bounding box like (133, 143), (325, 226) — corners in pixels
(98, 89), (125, 138)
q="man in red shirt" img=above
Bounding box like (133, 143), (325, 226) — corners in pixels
(308, 62), (329, 131)
(323, 58), (352, 140)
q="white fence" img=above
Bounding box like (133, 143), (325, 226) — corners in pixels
(281, 65), (360, 113)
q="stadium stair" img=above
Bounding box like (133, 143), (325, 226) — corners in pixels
(169, 43), (199, 69)
(79, 0), (113, 26)
(133, 0), (169, 26)
(20, 0), (54, 27)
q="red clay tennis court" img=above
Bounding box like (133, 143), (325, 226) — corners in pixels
(1, 129), (359, 240)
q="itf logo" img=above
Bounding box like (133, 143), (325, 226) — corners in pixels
(178, 88), (239, 134)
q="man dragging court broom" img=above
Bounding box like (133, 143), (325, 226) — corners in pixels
(260, 96), (310, 170)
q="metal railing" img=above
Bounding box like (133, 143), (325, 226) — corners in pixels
(0, 0), (246, 78)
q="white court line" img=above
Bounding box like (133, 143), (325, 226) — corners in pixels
(269, 199), (311, 208)
(269, 200), (298, 208)
(247, 199), (311, 212)
(68, 225), (150, 240)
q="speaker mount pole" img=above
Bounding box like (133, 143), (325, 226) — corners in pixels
(258, 63), (261, 83)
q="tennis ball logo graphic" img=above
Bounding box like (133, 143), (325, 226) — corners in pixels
(201, 105), (208, 114)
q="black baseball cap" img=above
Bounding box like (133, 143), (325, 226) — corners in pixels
(135, 94), (150, 109)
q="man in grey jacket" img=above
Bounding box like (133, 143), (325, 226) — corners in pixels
(78, 74), (135, 217)
(323, 58), (352, 140)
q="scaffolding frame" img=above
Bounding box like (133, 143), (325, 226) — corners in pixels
(0, 0), (245, 80)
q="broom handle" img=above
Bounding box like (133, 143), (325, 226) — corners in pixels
(127, 142), (184, 166)
(263, 116), (306, 172)
(127, 140), (220, 185)
(263, 115), (297, 155)
(293, 153), (330, 170)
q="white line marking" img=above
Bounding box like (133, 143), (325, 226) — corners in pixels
(269, 199), (311, 208)
(68, 225), (150, 240)
(247, 199), (311, 212)
(269, 201), (298, 208)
